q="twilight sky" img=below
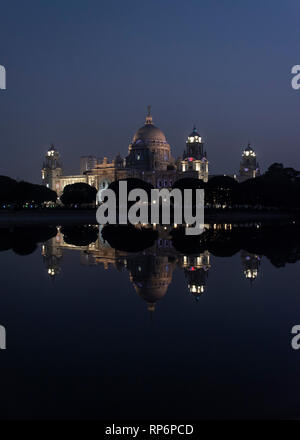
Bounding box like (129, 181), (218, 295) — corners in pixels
(0, 0), (300, 183)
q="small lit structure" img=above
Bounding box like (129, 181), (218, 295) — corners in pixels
(41, 144), (62, 189)
(180, 251), (211, 300)
(181, 126), (209, 182)
(238, 144), (260, 182)
(241, 250), (261, 282)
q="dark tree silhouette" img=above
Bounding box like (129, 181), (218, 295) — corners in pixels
(60, 183), (97, 206)
(205, 175), (238, 207)
(61, 225), (99, 246)
(102, 224), (158, 252)
(0, 176), (57, 205)
(172, 177), (205, 190)
(17, 181), (57, 204)
(236, 164), (299, 208)
(0, 226), (57, 255)
(108, 178), (153, 199)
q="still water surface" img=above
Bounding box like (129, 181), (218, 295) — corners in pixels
(0, 224), (299, 419)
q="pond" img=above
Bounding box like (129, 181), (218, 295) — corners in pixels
(0, 223), (299, 420)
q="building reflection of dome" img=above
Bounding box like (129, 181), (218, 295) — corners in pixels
(132, 279), (169, 302)
(128, 254), (174, 311)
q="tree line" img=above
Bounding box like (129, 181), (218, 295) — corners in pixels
(0, 176), (57, 206)
(174, 163), (300, 209)
(1, 162), (299, 209)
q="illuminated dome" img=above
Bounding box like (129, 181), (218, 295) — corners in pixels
(132, 106), (168, 145)
(126, 106), (172, 171)
(133, 124), (167, 144)
(132, 280), (170, 314)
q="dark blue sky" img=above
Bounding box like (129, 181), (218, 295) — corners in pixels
(0, 0), (300, 182)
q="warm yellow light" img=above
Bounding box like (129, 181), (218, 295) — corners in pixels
(189, 284), (205, 294)
(244, 269), (258, 279)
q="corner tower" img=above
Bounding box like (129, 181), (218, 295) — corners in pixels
(42, 144), (62, 191)
(181, 126), (209, 182)
(239, 144), (260, 182)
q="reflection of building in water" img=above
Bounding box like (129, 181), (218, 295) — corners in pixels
(42, 229), (63, 278)
(42, 226), (211, 309)
(241, 250), (262, 282)
(179, 252), (211, 300)
(127, 254), (175, 313)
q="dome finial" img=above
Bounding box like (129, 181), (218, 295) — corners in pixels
(145, 105), (153, 125)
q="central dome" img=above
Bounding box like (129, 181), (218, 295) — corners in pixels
(126, 106), (172, 171)
(132, 106), (167, 145)
(133, 124), (167, 144)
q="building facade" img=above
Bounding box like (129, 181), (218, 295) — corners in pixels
(42, 108), (261, 197)
(41, 108), (208, 197)
(80, 156), (99, 175)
